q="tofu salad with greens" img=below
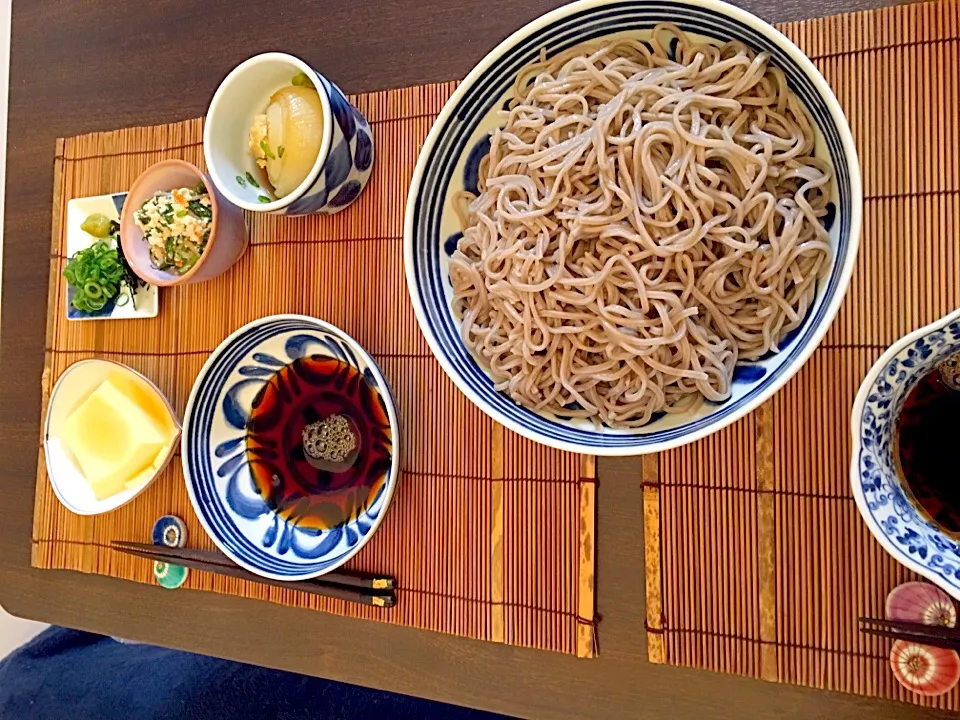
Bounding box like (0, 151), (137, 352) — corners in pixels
(134, 183), (213, 274)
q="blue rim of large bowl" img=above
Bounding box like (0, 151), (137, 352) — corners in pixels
(403, 0), (862, 456)
(181, 314), (400, 580)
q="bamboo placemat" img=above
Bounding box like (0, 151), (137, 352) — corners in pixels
(34, 82), (598, 658)
(643, 0), (960, 707)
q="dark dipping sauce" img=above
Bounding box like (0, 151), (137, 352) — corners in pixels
(245, 355), (392, 531)
(897, 369), (960, 534)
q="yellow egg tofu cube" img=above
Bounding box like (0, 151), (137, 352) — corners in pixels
(60, 376), (171, 500)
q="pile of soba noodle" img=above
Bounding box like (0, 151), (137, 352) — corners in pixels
(449, 24), (833, 428)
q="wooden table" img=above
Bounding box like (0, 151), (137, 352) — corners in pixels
(2, 1), (945, 718)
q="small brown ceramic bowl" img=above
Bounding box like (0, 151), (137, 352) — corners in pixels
(120, 159), (248, 286)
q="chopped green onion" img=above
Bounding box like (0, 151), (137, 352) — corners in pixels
(193, 180), (206, 194)
(258, 139), (276, 160)
(236, 175), (247, 188)
(278, 145), (285, 158)
(257, 195), (271, 203)
(245, 171), (260, 188)
(175, 209), (188, 218)
(63, 241), (126, 313)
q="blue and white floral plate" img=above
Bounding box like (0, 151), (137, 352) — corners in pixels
(403, 0), (862, 456)
(851, 308), (960, 599)
(65, 193), (158, 320)
(181, 315), (400, 581)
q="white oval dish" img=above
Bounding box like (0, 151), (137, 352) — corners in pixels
(43, 359), (181, 515)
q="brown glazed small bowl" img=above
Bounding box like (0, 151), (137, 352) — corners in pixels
(120, 159), (248, 286)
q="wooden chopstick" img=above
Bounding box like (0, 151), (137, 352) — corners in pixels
(112, 541), (395, 590)
(859, 626), (960, 651)
(110, 542), (395, 608)
(859, 617), (960, 636)
(858, 617), (960, 650)
(860, 618), (960, 638)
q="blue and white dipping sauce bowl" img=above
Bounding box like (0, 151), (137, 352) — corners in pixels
(852, 308), (960, 600)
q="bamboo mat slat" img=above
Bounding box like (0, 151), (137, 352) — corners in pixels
(643, 0), (960, 707)
(34, 82), (598, 658)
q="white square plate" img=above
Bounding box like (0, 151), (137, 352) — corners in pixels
(65, 193), (158, 320)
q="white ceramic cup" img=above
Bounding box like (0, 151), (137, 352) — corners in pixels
(204, 53), (374, 216)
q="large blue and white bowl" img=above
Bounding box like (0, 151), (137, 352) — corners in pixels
(852, 309), (960, 599)
(404, 0), (862, 455)
(182, 315), (399, 581)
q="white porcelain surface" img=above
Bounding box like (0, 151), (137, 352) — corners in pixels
(65, 194), (157, 320)
(203, 53), (373, 216)
(44, 359), (180, 515)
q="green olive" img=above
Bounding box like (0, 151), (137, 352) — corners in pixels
(80, 213), (114, 238)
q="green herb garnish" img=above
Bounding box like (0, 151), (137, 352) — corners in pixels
(188, 200), (212, 219)
(258, 138), (276, 160)
(291, 71), (311, 86)
(278, 145), (285, 158)
(157, 201), (175, 226)
(175, 209), (188, 218)
(236, 175), (247, 188)
(193, 180), (206, 194)
(257, 195), (271, 203)
(245, 171), (260, 188)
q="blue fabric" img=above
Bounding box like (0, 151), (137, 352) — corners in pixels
(0, 628), (512, 720)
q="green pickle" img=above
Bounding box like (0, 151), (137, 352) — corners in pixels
(80, 213), (114, 238)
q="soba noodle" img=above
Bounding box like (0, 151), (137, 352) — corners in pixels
(449, 24), (833, 428)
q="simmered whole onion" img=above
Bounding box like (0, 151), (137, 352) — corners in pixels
(249, 85), (325, 198)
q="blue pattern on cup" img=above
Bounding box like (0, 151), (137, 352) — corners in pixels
(282, 74), (374, 217)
